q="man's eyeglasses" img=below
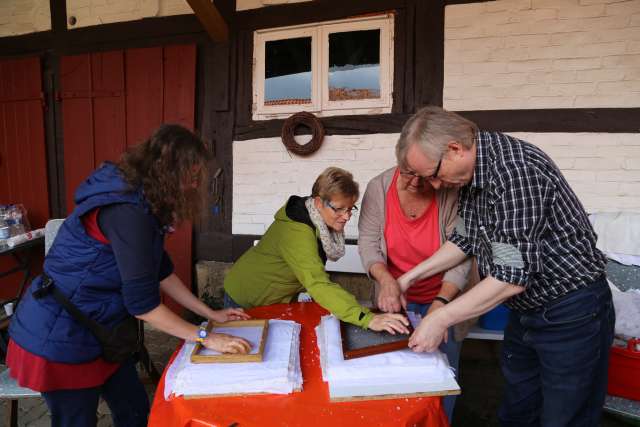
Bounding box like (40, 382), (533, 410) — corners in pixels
(324, 200), (358, 216)
(400, 157), (442, 181)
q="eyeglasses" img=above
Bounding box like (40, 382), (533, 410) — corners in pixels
(324, 200), (358, 216)
(400, 157), (442, 181)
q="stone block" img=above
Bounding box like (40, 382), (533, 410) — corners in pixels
(196, 260), (233, 309)
(329, 272), (375, 304)
(194, 261), (375, 309)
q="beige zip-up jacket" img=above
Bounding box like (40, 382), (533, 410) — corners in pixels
(358, 167), (477, 340)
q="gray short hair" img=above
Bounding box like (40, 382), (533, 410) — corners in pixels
(311, 167), (359, 201)
(396, 106), (478, 168)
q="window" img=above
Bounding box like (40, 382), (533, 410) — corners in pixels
(253, 14), (394, 120)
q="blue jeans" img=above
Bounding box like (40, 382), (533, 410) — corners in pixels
(407, 302), (462, 424)
(498, 276), (614, 427)
(223, 291), (243, 309)
(42, 358), (149, 427)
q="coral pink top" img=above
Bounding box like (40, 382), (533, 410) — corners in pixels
(384, 170), (444, 304)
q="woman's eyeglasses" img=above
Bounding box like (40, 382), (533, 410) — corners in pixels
(399, 157), (442, 181)
(324, 200), (358, 216)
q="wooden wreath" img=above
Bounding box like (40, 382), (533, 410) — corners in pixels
(281, 111), (325, 156)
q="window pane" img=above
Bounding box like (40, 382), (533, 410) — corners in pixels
(328, 29), (380, 101)
(265, 37), (312, 106)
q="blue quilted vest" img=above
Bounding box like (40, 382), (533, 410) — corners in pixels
(9, 162), (166, 363)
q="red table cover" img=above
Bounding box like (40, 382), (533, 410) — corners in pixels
(149, 302), (449, 427)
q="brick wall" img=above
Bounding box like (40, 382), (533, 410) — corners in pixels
(444, 0), (640, 110)
(233, 134), (399, 238)
(232, 132), (640, 237)
(0, 0), (50, 37)
(66, 0), (192, 29)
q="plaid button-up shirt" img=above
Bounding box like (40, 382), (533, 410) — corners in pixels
(449, 131), (606, 311)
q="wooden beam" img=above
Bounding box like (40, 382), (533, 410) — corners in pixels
(49, 0), (67, 36)
(185, 0), (229, 42)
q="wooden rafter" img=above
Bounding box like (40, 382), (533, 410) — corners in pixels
(185, 0), (229, 42)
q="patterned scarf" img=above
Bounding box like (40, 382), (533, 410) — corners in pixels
(304, 197), (345, 262)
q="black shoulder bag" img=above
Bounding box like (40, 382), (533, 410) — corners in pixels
(34, 274), (141, 363)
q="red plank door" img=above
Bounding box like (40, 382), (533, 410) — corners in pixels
(60, 45), (197, 314)
(0, 57), (49, 299)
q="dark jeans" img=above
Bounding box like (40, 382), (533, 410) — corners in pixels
(499, 276), (614, 427)
(42, 358), (149, 427)
(407, 302), (462, 424)
(223, 291), (243, 309)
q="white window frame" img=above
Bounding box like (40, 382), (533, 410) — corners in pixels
(252, 13), (394, 121)
(253, 27), (320, 116)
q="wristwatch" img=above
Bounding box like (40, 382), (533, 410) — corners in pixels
(196, 325), (208, 344)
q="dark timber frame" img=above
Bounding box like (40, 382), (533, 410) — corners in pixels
(1, 0), (639, 262)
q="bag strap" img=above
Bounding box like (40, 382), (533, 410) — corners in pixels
(35, 274), (112, 343)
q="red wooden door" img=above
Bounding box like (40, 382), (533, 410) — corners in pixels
(0, 57), (49, 299)
(60, 45), (197, 314)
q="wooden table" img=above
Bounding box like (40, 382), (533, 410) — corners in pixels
(149, 302), (449, 427)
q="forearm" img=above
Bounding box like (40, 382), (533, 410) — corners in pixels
(399, 241), (468, 292)
(369, 262), (396, 287)
(435, 276), (524, 328)
(136, 303), (199, 341)
(160, 273), (216, 319)
(436, 281), (461, 302)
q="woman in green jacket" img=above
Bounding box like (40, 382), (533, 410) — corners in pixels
(224, 167), (409, 333)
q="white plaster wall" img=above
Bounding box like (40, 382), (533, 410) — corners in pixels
(232, 132), (640, 237)
(444, 0), (640, 110)
(233, 134), (399, 238)
(66, 0), (192, 29)
(0, 0), (50, 37)
(236, 0), (313, 12)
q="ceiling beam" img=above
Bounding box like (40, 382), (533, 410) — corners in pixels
(185, 0), (229, 42)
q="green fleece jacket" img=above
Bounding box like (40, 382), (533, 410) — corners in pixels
(224, 196), (373, 328)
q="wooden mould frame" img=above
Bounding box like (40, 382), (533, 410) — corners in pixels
(339, 310), (414, 360)
(190, 319), (269, 363)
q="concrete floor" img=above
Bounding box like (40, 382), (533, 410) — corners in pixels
(1, 327), (634, 426)
(0, 326), (180, 427)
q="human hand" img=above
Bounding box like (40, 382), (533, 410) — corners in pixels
(397, 272), (414, 292)
(376, 278), (403, 313)
(210, 308), (251, 323)
(426, 301), (448, 343)
(204, 332), (252, 354)
(408, 310), (448, 352)
(368, 312), (410, 335)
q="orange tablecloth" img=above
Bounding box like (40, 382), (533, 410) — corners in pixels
(149, 302), (449, 427)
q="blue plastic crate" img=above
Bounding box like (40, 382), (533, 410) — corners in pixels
(479, 304), (510, 331)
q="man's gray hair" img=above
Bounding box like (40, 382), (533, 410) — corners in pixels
(395, 106), (478, 168)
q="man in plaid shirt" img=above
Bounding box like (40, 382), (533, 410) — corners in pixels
(396, 106), (614, 426)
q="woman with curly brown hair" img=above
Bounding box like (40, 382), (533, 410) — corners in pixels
(7, 124), (250, 427)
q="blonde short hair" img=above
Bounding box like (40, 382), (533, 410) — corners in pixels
(311, 167), (359, 201)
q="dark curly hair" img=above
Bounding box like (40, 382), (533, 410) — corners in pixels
(118, 124), (212, 226)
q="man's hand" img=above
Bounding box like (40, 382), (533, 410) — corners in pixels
(425, 300), (448, 343)
(376, 278), (404, 313)
(408, 309), (449, 352)
(397, 272), (414, 293)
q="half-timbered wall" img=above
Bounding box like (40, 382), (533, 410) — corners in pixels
(0, 0), (51, 36)
(444, 0), (640, 110)
(65, 0), (192, 29)
(232, 0), (640, 244)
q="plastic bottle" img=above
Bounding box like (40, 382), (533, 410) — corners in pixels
(0, 206), (9, 250)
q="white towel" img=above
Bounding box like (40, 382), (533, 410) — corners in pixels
(164, 320), (302, 399)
